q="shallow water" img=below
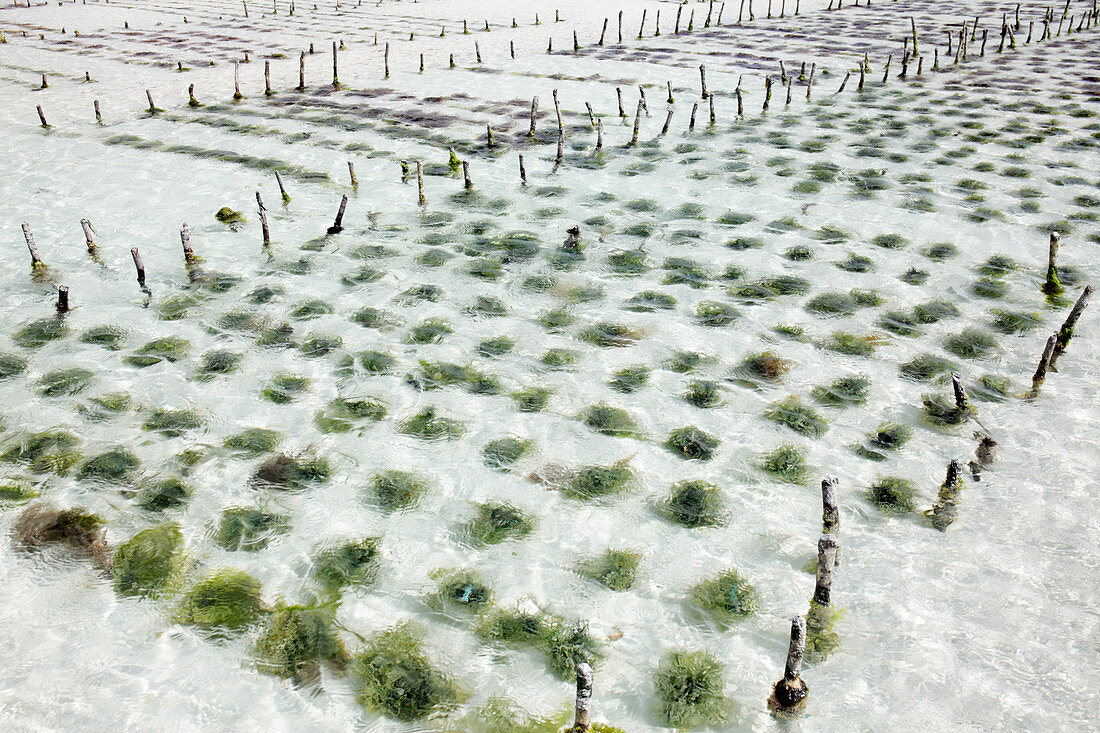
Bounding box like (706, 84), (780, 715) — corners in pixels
(0, 0), (1098, 730)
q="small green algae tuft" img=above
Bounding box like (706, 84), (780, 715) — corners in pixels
(38, 368), (95, 397)
(811, 374), (871, 407)
(684, 380), (721, 408)
(464, 502), (535, 545)
(661, 480), (724, 527)
(429, 567), (494, 611)
(134, 476), (192, 511)
(694, 301), (739, 327)
(761, 445), (809, 483)
(79, 325), (126, 351)
(691, 568), (761, 622)
(578, 322), (643, 347)
(654, 650), (729, 728)
(111, 522), (182, 596)
(311, 537), (380, 594)
(254, 604), (348, 680)
(579, 548), (641, 591)
(78, 448), (140, 480)
(736, 352), (792, 382)
(664, 426), (720, 460)
(176, 568), (265, 634)
(252, 453), (331, 490)
(764, 396), (829, 437)
(511, 387), (552, 412)
(566, 463), (634, 500)
(214, 506), (290, 551)
(224, 428), (280, 456)
(482, 438), (534, 470)
(2, 430), (82, 475)
(869, 423), (913, 451)
(398, 407), (465, 440)
(868, 476), (917, 511)
(610, 365), (650, 393)
(261, 373), (310, 403)
(580, 403), (639, 437)
(900, 354), (956, 382)
(943, 328), (999, 359)
(13, 318), (69, 349)
(142, 408), (204, 437)
(371, 470), (429, 512)
(215, 207), (246, 224)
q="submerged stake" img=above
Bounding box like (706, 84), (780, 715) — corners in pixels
(257, 192), (270, 245)
(274, 169), (290, 203)
(56, 286), (69, 313)
(130, 247), (146, 287)
(813, 534), (838, 606)
(821, 476), (839, 534)
(573, 661), (593, 731)
(768, 616), (808, 714)
(1050, 285), (1093, 370)
(180, 223), (194, 264)
(1028, 334), (1058, 398)
(22, 223), (44, 269)
(80, 218), (97, 254)
(416, 162), (426, 206)
(328, 194), (348, 233)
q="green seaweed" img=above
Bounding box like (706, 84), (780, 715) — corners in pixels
(540, 348), (578, 369)
(869, 423), (913, 450)
(579, 548), (641, 592)
(736, 352), (791, 382)
(580, 403), (639, 437)
(626, 290), (677, 312)
(359, 350), (396, 374)
(111, 522), (182, 596)
(78, 448), (140, 480)
(38, 368), (94, 397)
(430, 567), (494, 611)
(198, 350), (242, 376)
(463, 502), (535, 545)
(254, 604), (348, 679)
(407, 319), (453, 344)
(610, 365), (650, 393)
(654, 650), (728, 728)
(482, 438), (534, 470)
(142, 408), (203, 437)
(289, 299), (333, 320)
(13, 318), (69, 349)
(692, 568), (760, 622)
(822, 332), (880, 357)
(900, 354), (956, 381)
(311, 537), (380, 594)
(0, 353), (27, 379)
(761, 445), (809, 483)
(868, 476), (917, 511)
(176, 568), (265, 635)
(125, 337), (190, 366)
(566, 464), (634, 500)
(694, 301), (739, 327)
(511, 387), (551, 412)
(135, 476), (192, 511)
(661, 480), (724, 528)
(252, 453), (331, 490)
(261, 373), (310, 403)
(943, 328), (998, 359)
(398, 407), (465, 440)
(805, 292), (858, 316)
(578, 322), (642, 347)
(215, 207), (246, 224)
(2, 430), (81, 474)
(477, 336), (515, 357)
(684, 380), (721, 408)
(664, 426), (719, 460)
(224, 428), (280, 456)
(79, 325), (126, 351)
(372, 470), (429, 511)
(214, 506), (290, 551)
(764, 396), (829, 437)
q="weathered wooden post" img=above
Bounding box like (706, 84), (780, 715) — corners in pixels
(180, 223), (195, 264)
(37, 105), (49, 128)
(462, 160), (473, 190)
(80, 219), (97, 255)
(56, 286), (70, 313)
(94, 100), (102, 123)
(768, 616), (808, 714)
(813, 534), (838, 606)
(1028, 334), (1058, 398)
(21, 223), (45, 270)
(257, 191), (270, 245)
(573, 661), (593, 732)
(821, 476), (839, 534)
(529, 96), (539, 137)
(234, 61), (243, 99)
(328, 194), (348, 233)
(416, 163), (426, 206)
(332, 41), (339, 86)
(931, 459), (964, 531)
(274, 170), (290, 203)
(1043, 232), (1063, 296)
(518, 154), (527, 183)
(1049, 285), (1093, 369)
(130, 247), (146, 287)
(298, 51), (306, 90)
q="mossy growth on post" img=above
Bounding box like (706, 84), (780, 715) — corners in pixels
(253, 604), (349, 680)
(660, 480), (725, 527)
(350, 622), (463, 721)
(691, 568), (761, 623)
(579, 548), (641, 591)
(111, 522), (182, 596)
(804, 601), (842, 663)
(176, 568), (265, 635)
(429, 567), (494, 611)
(371, 470), (429, 511)
(654, 649), (729, 728)
(664, 426), (720, 460)
(310, 537), (380, 595)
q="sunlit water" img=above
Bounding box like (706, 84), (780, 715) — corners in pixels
(0, 0), (1097, 730)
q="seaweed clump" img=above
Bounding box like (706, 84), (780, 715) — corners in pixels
(566, 463), (635, 500)
(764, 396), (829, 437)
(13, 502), (104, 554)
(77, 448), (140, 481)
(214, 506), (290, 551)
(579, 548), (641, 591)
(661, 480), (724, 527)
(311, 537), (380, 595)
(580, 403), (639, 437)
(224, 428), (280, 456)
(254, 605), (348, 680)
(811, 374), (871, 407)
(760, 445), (809, 483)
(371, 470), (428, 511)
(111, 522), (182, 596)
(664, 426), (719, 460)
(252, 453), (331, 490)
(482, 438), (534, 470)
(429, 567), (494, 611)
(691, 568), (761, 623)
(350, 623), (461, 720)
(398, 407), (465, 440)
(176, 568), (265, 635)
(2, 430), (82, 475)
(736, 351), (792, 382)
(142, 408), (203, 437)
(654, 650), (728, 728)
(511, 387), (551, 412)
(868, 476), (917, 512)
(610, 365), (650, 393)
(463, 502), (535, 545)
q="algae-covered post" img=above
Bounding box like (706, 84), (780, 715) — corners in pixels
(1028, 333), (1057, 398)
(94, 99), (101, 124)
(661, 108), (674, 134)
(768, 615), (808, 714)
(574, 661), (593, 732)
(56, 286), (69, 313)
(763, 76), (773, 111)
(599, 17), (607, 45)
(628, 99), (643, 146)
(274, 169), (290, 203)
(931, 459), (964, 531)
(556, 127), (565, 163)
(462, 160), (473, 190)
(21, 223), (45, 270)
(813, 534), (838, 606)
(80, 219), (96, 254)
(821, 476), (839, 534)
(332, 41), (339, 86)
(616, 87), (627, 117)
(618, 10), (624, 43)
(596, 118), (604, 150)
(347, 161), (358, 188)
(553, 88), (562, 130)
(257, 191), (270, 246)
(264, 60), (272, 95)
(328, 194), (348, 234)
(1049, 285), (1092, 370)
(384, 43), (390, 78)
(951, 371), (969, 415)
(416, 162), (426, 205)
(700, 64), (708, 99)
(689, 102), (698, 130)
(529, 96), (538, 137)
(1043, 232), (1062, 296)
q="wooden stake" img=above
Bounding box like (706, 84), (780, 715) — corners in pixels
(264, 60), (273, 95)
(56, 286), (69, 313)
(80, 219), (97, 254)
(298, 51), (305, 90)
(553, 89), (563, 130)
(257, 191), (270, 245)
(951, 371), (970, 415)
(931, 459), (965, 531)
(329, 194), (348, 233)
(599, 17), (607, 45)
(628, 99), (642, 146)
(585, 102), (596, 127)
(384, 43), (390, 78)
(1050, 285), (1093, 369)
(234, 61), (243, 99)
(661, 108), (673, 134)
(763, 76), (773, 111)
(1028, 334), (1058, 398)
(911, 16), (919, 56)
(639, 9), (647, 38)
(529, 96), (538, 137)
(486, 123), (495, 147)
(22, 223), (44, 269)
(130, 247), (146, 287)
(416, 163), (425, 206)
(616, 87), (626, 117)
(556, 128), (564, 163)
(666, 80), (674, 104)
(768, 616), (808, 713)
(736, 87), (743, 117)
(275, 170), (290, 203)
(36, 105), (48, 128)
(821, 476), (839, 534)
(573, 661), (593, 732)
(333, 41), (339, 86)
(94, 99), (102, 123)
(689, 102), (698, 130)
(1043, 232), (1063, 295)
(708, 94), (715, 124)
(180, 223), (194, 264)
(858, 63), (865, 91)
(618, 10), (623, 43)
(462, 160), (472, 190)
(812, 534), (839, 606)
(347, 161), (358, 188)
(837, 71), (850, 93)
(519, 154), (527, 183)
(699, 63), (708, 99)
